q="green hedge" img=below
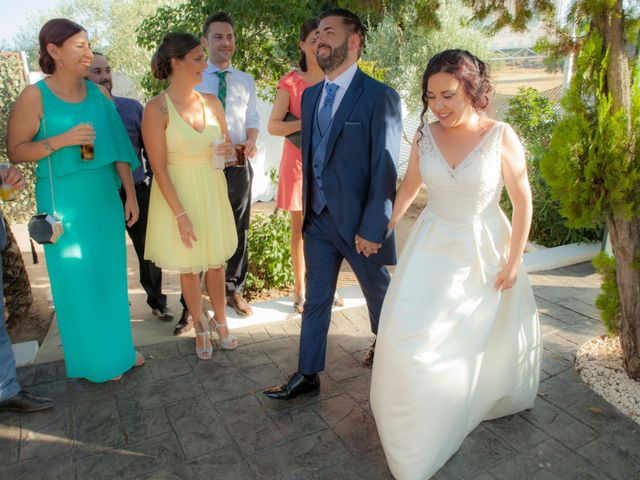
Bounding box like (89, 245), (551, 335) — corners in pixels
(502, 87), (603, 247)
(0, 54), (36, 223)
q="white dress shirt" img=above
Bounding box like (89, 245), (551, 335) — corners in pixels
(196, 60), (260, 145)
(317, 62), (358, 119)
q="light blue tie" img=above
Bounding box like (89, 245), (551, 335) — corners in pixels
(318, 83), (338, 136)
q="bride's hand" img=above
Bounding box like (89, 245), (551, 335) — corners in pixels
(494, 263), (518, 291)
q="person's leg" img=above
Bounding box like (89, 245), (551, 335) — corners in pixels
(120, 185), (168, 315)
(180, 273), (210, 358)
(0, 250), (20, 402)
(204, 267), (238, 349)
(297, 210), (343, 375)
(290, 210), (305, 309)
(0, 220), (53, 411)
(224, 164), (253, 314)
(339, 244), (391, 335)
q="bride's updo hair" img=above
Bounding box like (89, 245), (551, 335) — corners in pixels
(418, 50), (492, 142)
(151, 32), (201, 80)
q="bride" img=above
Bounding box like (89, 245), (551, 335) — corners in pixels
(370, 50), (541, 480)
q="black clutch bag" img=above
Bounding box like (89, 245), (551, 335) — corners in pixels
(28, 213), (64, 244)
(284, 112), (302, 149)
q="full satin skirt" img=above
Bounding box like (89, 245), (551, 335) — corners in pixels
(370, 208), (541, 480)
(36, 165), (135, 382)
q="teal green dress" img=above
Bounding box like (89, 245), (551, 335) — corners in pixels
(33, 80), (140, 382)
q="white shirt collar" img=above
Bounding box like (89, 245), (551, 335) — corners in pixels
(206, 60), (235, 74)
(324, 62), (358, 91)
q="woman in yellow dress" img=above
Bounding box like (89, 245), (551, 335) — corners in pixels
(143, 32), (238, 359)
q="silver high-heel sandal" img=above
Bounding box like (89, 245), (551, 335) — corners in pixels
(195, 317), (213, 360)
(209, 317), (239, 350)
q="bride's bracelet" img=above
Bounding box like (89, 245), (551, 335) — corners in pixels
(175, 211), (187, 219)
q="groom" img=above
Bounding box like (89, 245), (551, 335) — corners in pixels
(263, 8), (402, 400)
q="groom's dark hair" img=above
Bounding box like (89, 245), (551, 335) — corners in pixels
(318, 8), (366, 57)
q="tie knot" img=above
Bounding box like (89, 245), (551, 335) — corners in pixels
(215, 71), (228, 80)
(325, 83), (338, 100)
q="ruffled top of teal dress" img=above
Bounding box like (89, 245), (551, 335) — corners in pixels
(33, 79), (140, 178)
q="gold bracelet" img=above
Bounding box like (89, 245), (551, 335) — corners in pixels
(43, 141), (55, 153)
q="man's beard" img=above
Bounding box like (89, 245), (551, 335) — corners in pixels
(100, 80), (112, 93)
(316, 38), (348, 74)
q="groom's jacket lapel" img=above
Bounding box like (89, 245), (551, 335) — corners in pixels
(324, 68), (365, 163)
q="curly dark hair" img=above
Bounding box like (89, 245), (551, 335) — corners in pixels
(418, 50), (492, 143)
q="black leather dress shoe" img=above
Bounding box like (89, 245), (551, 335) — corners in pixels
(0, 390), (54, 413)
(363, 339), (376, 367)
(263, 372), (320, 400)
(173, 308), (194, 336)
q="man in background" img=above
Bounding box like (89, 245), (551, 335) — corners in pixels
(87, 53), (173, 323)
(190, 12), (259, 321)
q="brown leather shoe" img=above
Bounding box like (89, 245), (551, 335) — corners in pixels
(363, 339), (376, 367)
(173, 308), (194, 336)
(227, 292), (253, 317)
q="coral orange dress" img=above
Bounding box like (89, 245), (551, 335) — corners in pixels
(276, 70), (314, 211)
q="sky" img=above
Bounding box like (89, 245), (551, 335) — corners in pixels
(0, 0), (59, 45)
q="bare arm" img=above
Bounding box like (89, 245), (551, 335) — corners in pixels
(142, 96), (196, 248)
(388, 130), (423, 231)
(495, 124), (533, 290)
(115, 162), (139, 226)
(267, 88), (301, 137)
(7, 85), (94, 164)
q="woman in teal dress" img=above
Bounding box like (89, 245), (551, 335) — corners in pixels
(7, 18), (144, 382)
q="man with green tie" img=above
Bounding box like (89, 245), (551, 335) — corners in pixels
(174, 12), (260, 335)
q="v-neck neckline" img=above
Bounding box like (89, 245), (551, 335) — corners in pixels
(427, 122), (500, 172)
(166, 93), (207, 135)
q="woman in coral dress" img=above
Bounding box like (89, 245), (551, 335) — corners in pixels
(143, 33), (239, 360)
(268, 19), (324, 312)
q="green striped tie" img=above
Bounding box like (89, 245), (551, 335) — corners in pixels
(215, 71), (228, 110)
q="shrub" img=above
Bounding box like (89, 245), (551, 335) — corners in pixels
(592, 252), (619, 336)
(0, 53), (36, 223)
(502, 87), (603, 247)
(245, 209), (293, 292)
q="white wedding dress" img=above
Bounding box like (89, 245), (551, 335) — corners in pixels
(370, 121), (541, 480)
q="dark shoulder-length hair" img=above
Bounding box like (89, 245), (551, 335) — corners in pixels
(418, 49), (492, 143)
(298, 18), (318, 72)
(38, 18), (86, 74)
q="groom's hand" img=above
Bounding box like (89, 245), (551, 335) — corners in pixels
(355, 235), (381, 257)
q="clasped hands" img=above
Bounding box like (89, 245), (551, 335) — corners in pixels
(355, 234), (381, 257)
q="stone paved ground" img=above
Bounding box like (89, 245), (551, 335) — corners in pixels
(1, 262), (639, 480)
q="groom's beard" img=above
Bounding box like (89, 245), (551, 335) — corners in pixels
(316, 38), (349, 74)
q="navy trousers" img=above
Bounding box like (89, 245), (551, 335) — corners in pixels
(298, 208), (390, 375)
(0, 218), (20, 401)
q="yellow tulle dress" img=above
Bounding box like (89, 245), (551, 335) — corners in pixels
(145, 93), (238, 273)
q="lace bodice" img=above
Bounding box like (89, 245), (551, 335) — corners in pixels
(418, 122), (505, 223)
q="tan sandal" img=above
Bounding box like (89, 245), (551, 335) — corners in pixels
(293, 292), (305, 314)
(110, 350), (144, 381)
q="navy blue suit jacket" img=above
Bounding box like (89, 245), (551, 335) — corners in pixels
(301, 68), (402, 266)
